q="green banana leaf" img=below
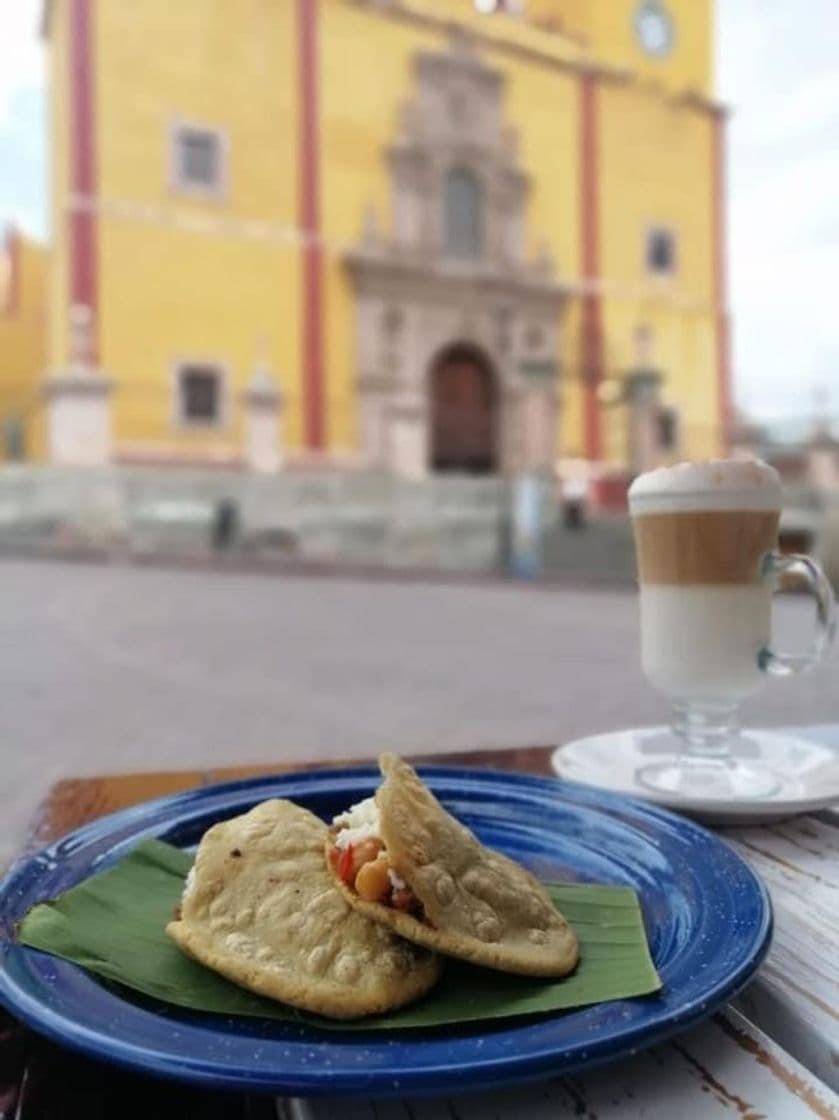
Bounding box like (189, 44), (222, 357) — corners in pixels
(19, 839), (660, 1031)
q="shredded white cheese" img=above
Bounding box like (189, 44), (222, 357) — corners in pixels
(332, 796), (382, 850)
(387, 868), (406, 891)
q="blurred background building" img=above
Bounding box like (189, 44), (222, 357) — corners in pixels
(1, 0), (835, 580)
(5, 0), (726, 492)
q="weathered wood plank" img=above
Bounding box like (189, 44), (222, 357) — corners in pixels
(727, 810), (839, 1090)
(20, 748), (555, 853)
(290, 1010), (839, 1120)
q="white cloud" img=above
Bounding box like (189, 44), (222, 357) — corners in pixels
(760, 71), (839, 141)
(0, 1), (45, 237)
(718, 0), (839, 424)
(0, 1), (43, 126)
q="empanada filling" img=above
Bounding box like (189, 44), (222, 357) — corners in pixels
(330, 798), (424, 919)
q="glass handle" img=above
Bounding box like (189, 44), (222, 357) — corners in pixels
(759, 551), (837, 676)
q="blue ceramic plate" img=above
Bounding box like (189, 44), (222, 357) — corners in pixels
(0, 767), (771, 1098)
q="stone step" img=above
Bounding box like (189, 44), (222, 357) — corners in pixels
(542, 519), (637, 582)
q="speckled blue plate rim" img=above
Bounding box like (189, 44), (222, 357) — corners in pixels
(0, 766), (773, 1099)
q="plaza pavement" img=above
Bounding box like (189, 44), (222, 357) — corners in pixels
(1, 557), (835, 862)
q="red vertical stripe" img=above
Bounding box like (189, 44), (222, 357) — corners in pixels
(579, 72), (602, 462)
(297, 0), (325, 451)
(69, 0), (97, 359)
(712, 113), (732, 451)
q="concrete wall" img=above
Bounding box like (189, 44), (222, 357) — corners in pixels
(0, 465), (508, 573)
(3, 466), (834, 587)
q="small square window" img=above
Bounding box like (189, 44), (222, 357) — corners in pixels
(646, 227), (676, 275)
(176, 364), (224, 427)
(172, 124), (225, 193)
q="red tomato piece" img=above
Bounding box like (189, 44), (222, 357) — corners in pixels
(337, 843), (355, 884)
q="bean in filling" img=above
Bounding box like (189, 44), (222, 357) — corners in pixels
(329, 839), (424, 918)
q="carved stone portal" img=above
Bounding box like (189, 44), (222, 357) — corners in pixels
(344, 33), (568, 477)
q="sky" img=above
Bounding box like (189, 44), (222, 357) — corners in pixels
(716, 0), (839, 430)
(0, 0), (837, 427)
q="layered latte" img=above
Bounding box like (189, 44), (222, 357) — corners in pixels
(628, 460), (782, 702)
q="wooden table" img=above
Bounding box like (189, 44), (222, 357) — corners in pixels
(3, 743), (838, 1120)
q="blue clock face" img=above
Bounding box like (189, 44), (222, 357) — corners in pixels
(635, 2), (675, 57)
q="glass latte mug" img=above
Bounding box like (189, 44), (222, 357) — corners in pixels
(628, 459), (836, 800)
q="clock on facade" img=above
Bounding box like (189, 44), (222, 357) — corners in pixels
(635, 2), (675, 57)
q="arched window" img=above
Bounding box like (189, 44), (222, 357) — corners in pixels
(443, 167), (483, 259)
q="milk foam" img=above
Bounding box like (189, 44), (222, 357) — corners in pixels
(629, 459), (781, 515)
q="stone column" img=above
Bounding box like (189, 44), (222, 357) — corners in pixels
(242, 367), (284, 473)
(385, 394), (426, 479)
(809, 434), (839, 491)
(729, 418), (763, 461)
(498, 381), (525, 474)
(43, 305), (114, 467)
(358, 373), (394, 470)
(521, 385), (557, 473)
(625, 368), (663, 476)
(516, 358), (558, 474)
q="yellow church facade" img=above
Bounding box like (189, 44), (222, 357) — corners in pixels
(39, 0), (730, 495)
(0, 229), (47, 461)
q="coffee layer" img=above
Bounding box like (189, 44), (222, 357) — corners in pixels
(632, 509), (779, 585)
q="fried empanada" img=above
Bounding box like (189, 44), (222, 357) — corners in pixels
(327, 755), (579, 978)
(167, 799), (441, 1020)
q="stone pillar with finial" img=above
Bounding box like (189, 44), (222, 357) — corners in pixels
(808, 387), (839, 491)
(242, 342), (284, 473)
(42, 304), (114, 466)
(625, 323), (663, 476)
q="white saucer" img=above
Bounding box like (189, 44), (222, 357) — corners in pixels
(552, 727), (839, 825)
